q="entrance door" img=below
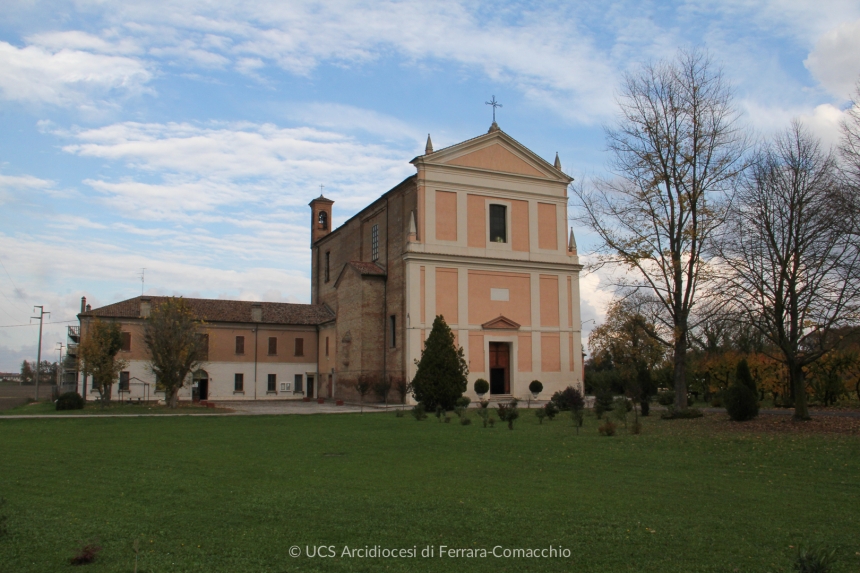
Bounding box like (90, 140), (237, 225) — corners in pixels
(307, 376), (314, 398)
(198, 379), (208, 400)
(489, 342), (510, 394)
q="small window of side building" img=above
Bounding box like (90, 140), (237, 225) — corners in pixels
(268, 336), (277, 355)
(235, 335), (245, 355)
(390, 315), (396, 348)
(318, 210), (328, 229)
(489, 204), (507, 243)
(119, 371), (130, 391)
(294, 374), (303, 392)
(371, 224), (379, 261)
(121, 332), (131, 352)
(325, 251), (330, 282)
(295, 337), (304, 356)
(199, 333), (209, 361)
(234, 373), (244, 392)
(267, 373), (276, 392)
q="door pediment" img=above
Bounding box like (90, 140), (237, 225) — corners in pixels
(481, 315), (521, 330)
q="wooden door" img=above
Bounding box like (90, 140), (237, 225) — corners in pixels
(489, 342), (510, 394)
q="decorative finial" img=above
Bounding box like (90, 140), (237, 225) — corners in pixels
(319, 183), (325, 198)
(408, 210), (417, 236)
(485, 95), (502, 128)
(568, 227), (577, 253)
(425, 134), (433, 154)
(554, 152), (561, 170)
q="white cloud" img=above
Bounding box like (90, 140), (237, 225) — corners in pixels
(805, 19), (860, 100)
(0, 39), (152, 109)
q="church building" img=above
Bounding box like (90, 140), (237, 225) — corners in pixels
(71, 123), (583, 403)
(311, 122), (583, 401)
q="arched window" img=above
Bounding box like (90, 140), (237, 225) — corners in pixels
(318, 210), (328, 229)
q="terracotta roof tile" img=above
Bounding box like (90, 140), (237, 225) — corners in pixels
(82, 296), (334, 326)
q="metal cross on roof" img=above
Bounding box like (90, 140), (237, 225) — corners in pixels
(485, 95), (502, 123)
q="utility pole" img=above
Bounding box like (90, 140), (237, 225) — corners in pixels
(31, 306), (49, 401)
(56, 342), (65, 390)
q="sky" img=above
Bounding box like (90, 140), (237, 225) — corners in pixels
(1, 0), (859, 372)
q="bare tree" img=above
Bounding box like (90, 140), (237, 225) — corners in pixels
(718, 122), (860, 420)
(839, 80), (860, 185)
(574, 49), (748, 409)
(143, 298), (207, 408)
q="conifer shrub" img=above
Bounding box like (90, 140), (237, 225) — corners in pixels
(543, 401), (559, 420)
(56, 392), (84, 411)
(460, 416), (471, 426)
(411, 315), (468, 411)
(536, 408), (547, 424)
(411, 403), (427, 421)
(550, 386), (585, 411)
(736, 358), (756, 394)
(724, 382), (759, 421)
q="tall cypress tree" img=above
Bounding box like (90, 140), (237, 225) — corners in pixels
(411, 315), (468, 411)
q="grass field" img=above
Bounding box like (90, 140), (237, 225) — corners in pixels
(0, 409), (857, 572)
(1, 401), (232, 416)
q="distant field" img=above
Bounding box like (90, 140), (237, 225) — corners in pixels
(1, 400), (232, 416)
(0, 410), (857, 572)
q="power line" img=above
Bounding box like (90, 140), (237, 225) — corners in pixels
(0, 319), (77, 328)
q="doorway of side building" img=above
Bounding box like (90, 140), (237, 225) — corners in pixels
(307, 375), (315, 398)
(192, 369), (209, 401)
(489, 342), (510, 395)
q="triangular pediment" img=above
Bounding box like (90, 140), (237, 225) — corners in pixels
(482, 315), (521, 330)
(411, 129), (572, 183)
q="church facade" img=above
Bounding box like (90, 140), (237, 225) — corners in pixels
(71, 124), (583, 403)
(311, 123), (583, 401)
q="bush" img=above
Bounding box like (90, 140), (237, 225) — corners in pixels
(453, 396), (471, 419)
(474, 378), (489, 396)
(724, 383), (759, 421)
(411, 315), (468, 411)
(488, 417), (496, 428)
(56, 392), (84, 411)
(528, 380), (543, 395)
(535, 408), (547, 424)
(657, 390), (675, 406)
(631, 420), (642, 434)
(794, 544), (837, 573)
(598, 420), (617, 436)
(496, 399), (519, 430)
(593, 387), (614, 419)
(460, 416), (471, 426)
(550, 386), (585, 411)
(444, 415), (451, 423)
(476, 407), (490, 428)
(411, 403), (427, 421)
(70, 542), (102, 565)
(395, 409), (405, 418)
(543, 401), (559, 420)
(660, 407), (704, 419)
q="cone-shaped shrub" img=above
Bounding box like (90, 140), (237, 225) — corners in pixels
(725, 382), (759, 421)
(411, 315), (468, 411)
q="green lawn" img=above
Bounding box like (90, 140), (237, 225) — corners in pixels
(0, 410), (857, 572)
(1, 401), (231, 416)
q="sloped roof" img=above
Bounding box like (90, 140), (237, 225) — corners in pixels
(347, 261), (386, 276)
(81, 296), (334, 326)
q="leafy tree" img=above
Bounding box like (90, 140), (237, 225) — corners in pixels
(718, 122), (860, 420)
(78, 319), (127, 405)
(143, 298), (207, 408)
(410, 315), (468, 411)
(574, 48), (748, 411)
(19, 360), (34, 385)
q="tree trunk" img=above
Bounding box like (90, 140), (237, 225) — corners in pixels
(791, 364), (810, 421)
(673, 335), (689, 410)
(168, 390), (179, 409)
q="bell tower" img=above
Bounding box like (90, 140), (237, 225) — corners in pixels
(309, 194), (334, 245)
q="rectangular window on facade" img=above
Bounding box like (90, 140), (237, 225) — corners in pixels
(489, 204), (507, 243)
(234, 373), (244, 392)
(235, 335), (245, 354)
(325, 251), (330, 282)
(325, 336), (329, 357)
(295, 337), (304, 356)
(119, 371), (130, 391)
(268, 336), (277, 355)
(267, 373), (276, 392)
(295, 374), (304, 392)
(390, 315), (396, 348)
(371, 224), (379, 261)
(121, 332), (131, 352)
(199, 334), (209, 361)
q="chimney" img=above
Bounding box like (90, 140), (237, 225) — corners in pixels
(80, 297), (87, 313)
(251, 302), (262, 322)
(86, 304), (91, 312)
(308, 194), (335, 245)
(140, 297), (151, 318)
